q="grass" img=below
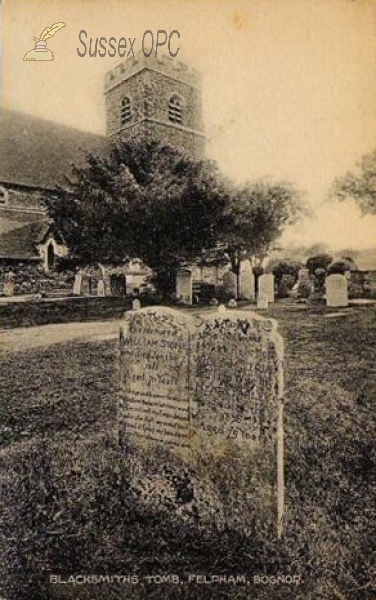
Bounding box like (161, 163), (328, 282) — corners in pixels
(1, 303), (375, 600)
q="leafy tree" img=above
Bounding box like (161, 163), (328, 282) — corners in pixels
(327, 260), (349, 275)
(47, 141), (230, 295)
(47, 141), (302, 296)
(306, 254), (333, 275)
(219, 180), (303, 292)
(334, 149), (376, 214)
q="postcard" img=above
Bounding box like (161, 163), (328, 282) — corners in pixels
(1, 1), (375, 599)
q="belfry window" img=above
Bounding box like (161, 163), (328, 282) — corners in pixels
(169, 96), (182, 123)
(120, 97), (131, 125)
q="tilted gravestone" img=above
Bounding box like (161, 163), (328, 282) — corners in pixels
(119, 306), (283, 450)
(119, 306), (285, 535)
(325, 273), (348, 307)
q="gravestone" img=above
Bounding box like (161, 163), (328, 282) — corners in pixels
(298, 268), (310, 282)
(73, 272), (82, 295)
(325, 274), (348, 307)
(120, 306), (283, 450)
(4, 272), (15, 297)
(132, 298), (142, 311)
(97, 279), (106, 297)
(223, 270), (237, 299)
(258, 273), (275, 303)
(176, 269), (193, 305)
(257, 294), (269, 309)
(119, 306), (284, 535)
(239, 259), (255, 301)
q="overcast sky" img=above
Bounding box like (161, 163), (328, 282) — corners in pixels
(2, 0), (376, 251)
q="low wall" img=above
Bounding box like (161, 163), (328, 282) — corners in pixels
(0, 296), (134, 329)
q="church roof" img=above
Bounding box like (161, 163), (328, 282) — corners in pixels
(0, 219), (56, 260)
(0, 108), (107, 189)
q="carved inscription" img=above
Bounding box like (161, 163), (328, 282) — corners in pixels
(192, 316), (281, 447)
(120, 309), (191, 449)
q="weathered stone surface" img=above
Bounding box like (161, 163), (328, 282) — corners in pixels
(223, 270), (238, 299)
(191, 310), (283, 450)
(258, 273), (275, 303)
(119, 306), (283, 455)
(176, 269), (193, 305)
(120, 307), (193, 450)
(239, 259), (255, 301)
(325, 274), (348, 307)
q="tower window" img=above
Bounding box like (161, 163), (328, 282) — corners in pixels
(169, 96), (182, 123)
(120, 96), (131, 125)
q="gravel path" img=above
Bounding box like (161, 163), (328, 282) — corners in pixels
(0, 319), (121, 354)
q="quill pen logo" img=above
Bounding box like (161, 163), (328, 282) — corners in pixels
(24, 22), (66, 61)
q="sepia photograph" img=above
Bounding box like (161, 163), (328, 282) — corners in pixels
(0, 0), (375, 598)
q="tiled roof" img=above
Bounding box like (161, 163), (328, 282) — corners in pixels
(0, 219), (56, 260)
(0, 108), (108, 189)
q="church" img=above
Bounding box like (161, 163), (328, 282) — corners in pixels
(0, 52), (205, 297)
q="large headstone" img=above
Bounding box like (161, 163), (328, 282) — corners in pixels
(176, 268), (193, 305)
(258, 273), (275, 303)
(325, 274), (348, 307)
(119, 306), (283, 453)
(119, 306), (285, 535)
(239, 260), (255, 301)
(223, 270), (238, 299)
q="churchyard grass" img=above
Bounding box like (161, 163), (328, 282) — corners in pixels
(1, 303), (375, 600)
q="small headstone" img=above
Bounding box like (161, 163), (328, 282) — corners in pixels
(227, 298), (237, 308)
(258, 273), (274, 303)
(257, 294), (269, 309)
(72, 273), (82, 295)
(132, 298), (142, 311)
(176, 269), (193, 305)
(4, 272), (15, 297)
(239, 260), (255, 301)
(325, 274), (348, 307)
(298, 268), (310, 282)
(209, 297), (219, 306)
(223, 270), (238, 299)
(97, 279), (106, 297)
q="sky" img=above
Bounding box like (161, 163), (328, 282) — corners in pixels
(1, 0), (376, 252)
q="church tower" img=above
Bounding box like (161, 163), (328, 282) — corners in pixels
(104, 52), (205, 158)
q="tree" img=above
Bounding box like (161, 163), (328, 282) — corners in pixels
(333, 149), (376, 214)
(268, 259), (302, 297)
(47, 141), (230, 295)
(219, 180), (303, 292)
(47, 141), (302, 296)
(306, 254), (333, 275)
